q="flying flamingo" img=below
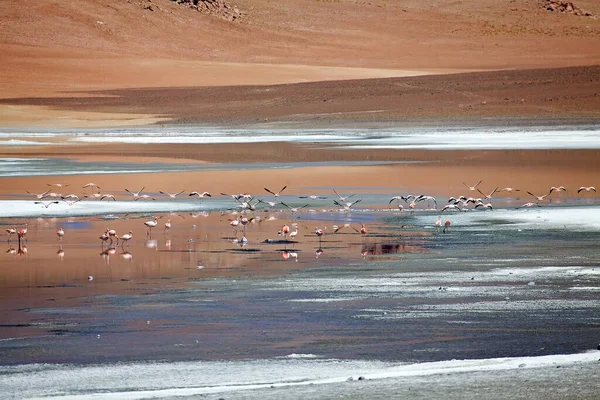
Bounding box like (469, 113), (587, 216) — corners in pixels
(135, 194), (155, 201)
(442, 204), (462, 212)
(264, 186), (287, 197)
(518, 202), (542, 209)
(83, 183), (101, 189)
(527, 191), (551, 203)
(100, 194), (117, 201)
(5, 225), (16, 242)
(577, 186), (596, 193)
(34, 201), (60, 208)
(477, 187), (499, 200)
(47, 183), (69, 188)
(125, 187), (145, 199)
(160, 190), (185, 201)
(549, 186), (567, 195)
(189, 191), (212, 198)
(56, 227), (64, 242)
(463, 181), (483, 191)
(26, 189), (51, 199)
(475, 202), (493, 211)
(333, 189), (356, 202)
(334, 199), (362, 212)
(280, 202), (310, 214)
(498, 187), (520, 193)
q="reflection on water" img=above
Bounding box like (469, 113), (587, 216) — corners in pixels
(1, 205), (600, 367)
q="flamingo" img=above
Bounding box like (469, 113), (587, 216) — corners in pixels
(299, 194), (327, 200)
(26, 189), (51, 199)
(315, 227), (324, 243)
(56, 227), (65, 242)
(549, 186), (567, 195)
(498, 187), (520, 193)
(125, 186), (145, 199)
(443, 220), (451, 233)
(518, 202), (542, 209)
(47, 183), (69, 188)
(415, 195), (437, 208)
(135, 194), (155, 201)
(475, 202), (493, 211)
(334, 199), (362, 212)
(17, 223), (28, 243)
(34, 201), (60, 208)
(160, 190), (185, 201)
(280, 202), (310, 214)
(99, 229), (111, 247)
(527, 191), (550, 203)
(61, 194), (79, 200)
(100, 194), (117, 201)
(333, 223), (353, 233)
(83, 183), (101, 189)
(107, 228), (118, 245)
(577, 186), (596, 193)
(5, 225), (16, 242)
(280, 224), (290, 238)
(289, 227), (299, 241)
(477, 187), (499, 200)
(442, 204), (462, 212)
(463, 181), (483, 191)
(264, 186), (287, 197)
(435, 217), (442, 232)
(333, 189), (356, 202)
(144, 217), (158, 235)
(189, 191), (212, 198)
(353, 224), (367, 234)
(164, 219), (172, 234)
(229, 217), (241, 232)
(118, 231), (133, 247)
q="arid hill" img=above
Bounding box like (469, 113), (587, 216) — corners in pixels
(0, 0), (599, 125)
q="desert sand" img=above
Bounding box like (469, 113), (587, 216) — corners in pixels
(1, 0), (600, 127)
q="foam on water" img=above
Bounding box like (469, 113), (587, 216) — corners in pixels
(2, 125), (600, 149)
(0, 200), (227, 218)
(1, 352), (597, 399)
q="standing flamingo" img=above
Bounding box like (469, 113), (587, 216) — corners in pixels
(164, 219), (172, 235)
(280, 224), (290, 239)
(443, 220), (451, 233)
(144, 217), (158, 236)
(118, 231), (133, 248)
(289, 227), (299, 241)
(315, 227), (324, 244)
(5, 225), (16, 242)
(56, 227), (65, 242)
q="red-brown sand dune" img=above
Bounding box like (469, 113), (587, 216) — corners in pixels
(1, 0), (600, 126)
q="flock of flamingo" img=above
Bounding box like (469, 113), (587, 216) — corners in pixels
(4, 180), (598, 259)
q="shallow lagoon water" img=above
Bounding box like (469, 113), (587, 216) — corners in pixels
(1, 125), (600, 398)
